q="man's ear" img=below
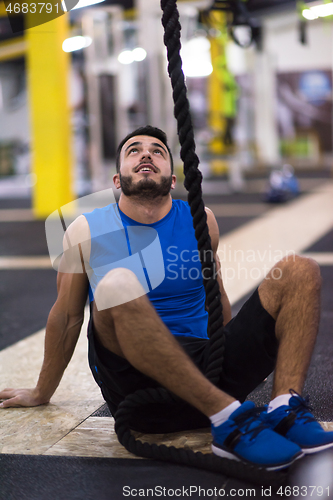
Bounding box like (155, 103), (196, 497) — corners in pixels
(171, 174), (177, 190)
(113, 173), (121, 189)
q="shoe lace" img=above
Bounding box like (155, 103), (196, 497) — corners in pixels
(233, 406), (268, 441)
(287, 389), (316, 424)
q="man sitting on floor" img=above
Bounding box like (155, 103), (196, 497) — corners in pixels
(1, 126), (333, 471)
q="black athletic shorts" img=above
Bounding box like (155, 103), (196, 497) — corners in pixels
(87, 288), (278, 433)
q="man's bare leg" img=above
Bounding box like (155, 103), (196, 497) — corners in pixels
(258, 255), (321, 398)
(92, 267), (306, 469)
(93, 268), (235, 417)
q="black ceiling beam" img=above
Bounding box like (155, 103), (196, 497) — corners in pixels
(246, 0), (296, 12)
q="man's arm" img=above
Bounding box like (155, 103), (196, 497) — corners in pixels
(205, 207), (232, 326)
(0, 216), (90, 408)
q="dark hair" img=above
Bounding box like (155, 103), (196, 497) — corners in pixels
(116, 125), (174, 173)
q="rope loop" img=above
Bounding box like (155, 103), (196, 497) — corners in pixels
(114, 386), (287, 487)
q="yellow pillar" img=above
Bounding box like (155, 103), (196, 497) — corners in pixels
(208, 13), (228, 156)
(26, 14), (74, 218)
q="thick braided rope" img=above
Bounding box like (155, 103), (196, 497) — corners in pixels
(114, 0), (287, 487)
(115, 388), (287, 488)
(160, 0), (225, 384)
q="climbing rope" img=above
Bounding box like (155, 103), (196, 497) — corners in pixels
(160, 0), (225, 385)
(114, 0), (287, 487)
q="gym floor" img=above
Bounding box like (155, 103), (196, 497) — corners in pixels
(1, 171), (333, 499)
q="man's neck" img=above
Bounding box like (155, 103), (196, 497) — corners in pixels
(117, 193), (173, 224)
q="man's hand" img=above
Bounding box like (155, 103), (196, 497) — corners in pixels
(0, 388), (48, 408)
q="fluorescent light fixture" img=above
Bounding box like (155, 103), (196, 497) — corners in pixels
(302, 8), (319, 19)
(302, 1), (333, 20)
(118, 48), (147, 64)
(181, 36), (213, 78)
(62, 36), (92, 52)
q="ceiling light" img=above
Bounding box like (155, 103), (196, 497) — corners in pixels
(302, 8), (318, 20)
(62, 36), (92, 52)
(132, 47), (147, 62)
(118, 48), (147, 65)
(302, 1), (333, 20)
(118, 50), (134, 65)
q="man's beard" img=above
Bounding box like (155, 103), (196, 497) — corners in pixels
(119, 173), (173, 200)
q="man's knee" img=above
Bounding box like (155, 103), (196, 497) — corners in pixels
(259, 255), (321, 318)
(94, 268), (146, 311)
(276, 255), (321, 290)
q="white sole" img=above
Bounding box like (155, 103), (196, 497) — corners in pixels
(302, 442), (333, 454)
(212, 444), (303, 471)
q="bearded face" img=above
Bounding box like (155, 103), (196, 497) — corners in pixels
(119, 173), (173, 200)
(115, 135), (176, 199)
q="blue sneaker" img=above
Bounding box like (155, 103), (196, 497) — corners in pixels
(211, 401), (303, 470)
(263, 391), (333, 454)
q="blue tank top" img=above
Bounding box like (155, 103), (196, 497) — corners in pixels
(83, 199), (209, 339)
